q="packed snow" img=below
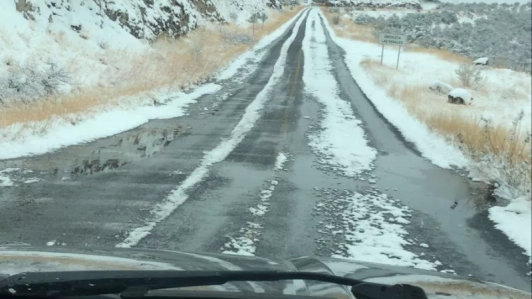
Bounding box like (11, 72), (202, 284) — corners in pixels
(116, 9), (308, 248)
(303, 10), (377, 177)
(313, 187), (448, 271)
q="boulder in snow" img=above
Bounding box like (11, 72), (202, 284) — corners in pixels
(429, 80), (453, 94)
(474, 57), (489, 65)
(447, 88), (473, 105)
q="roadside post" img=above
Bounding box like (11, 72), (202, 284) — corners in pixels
(378, 33), (407, 69)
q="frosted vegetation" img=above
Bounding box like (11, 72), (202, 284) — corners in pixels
(353, 2), (532, 72)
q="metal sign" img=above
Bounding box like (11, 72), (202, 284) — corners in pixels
(379, 33), (406, 46)
(378, 33), (407, 69)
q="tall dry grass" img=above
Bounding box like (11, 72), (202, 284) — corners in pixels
(0, 8), (303, 130)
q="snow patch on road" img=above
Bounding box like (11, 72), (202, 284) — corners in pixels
(319, 10), (467, 170)
(274, 152), (289, 171)
(116, 14), (307, 249)
(0, 168), (19, 187)
(303, 10), (377, 177)
(223, 178), (279, 256)
(313, 187), (449, 271)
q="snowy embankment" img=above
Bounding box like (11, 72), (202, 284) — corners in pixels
(116, 9), (308, 248)
(0, 0), (299, 160)
(319, 10), (532, 267)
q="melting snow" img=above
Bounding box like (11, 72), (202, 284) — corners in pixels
(303, 10), (377, 177)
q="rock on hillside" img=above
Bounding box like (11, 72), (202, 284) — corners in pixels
(13, 0), (283, 40)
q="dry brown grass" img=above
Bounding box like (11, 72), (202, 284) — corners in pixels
(322, 9), (378, 43)
(0, 7), (304, 130)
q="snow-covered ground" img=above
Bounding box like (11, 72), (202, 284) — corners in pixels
(320, 9), (532, 267)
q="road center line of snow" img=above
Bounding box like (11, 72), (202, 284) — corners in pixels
(116, 12), (308, 248)
(302, 10), (377, 178)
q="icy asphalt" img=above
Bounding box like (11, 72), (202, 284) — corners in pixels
(0, 8), (530, 292)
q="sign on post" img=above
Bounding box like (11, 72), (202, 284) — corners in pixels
(378, 33), (406, 69)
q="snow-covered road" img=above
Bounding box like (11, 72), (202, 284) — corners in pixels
(0, 8), (530, 293)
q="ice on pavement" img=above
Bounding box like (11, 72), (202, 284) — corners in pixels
(302, 10), (377, 177)
(116, 11), (308, 249)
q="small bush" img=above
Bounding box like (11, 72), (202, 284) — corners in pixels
(458, 112), (531, 199)
(332, 14), (341, 25)
(455, 64), (485, 90)
(0, 61), (71, 103)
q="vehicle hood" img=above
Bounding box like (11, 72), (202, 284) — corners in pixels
(0, 244), (529, 299)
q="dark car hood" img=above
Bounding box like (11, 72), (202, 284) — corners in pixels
(0, 243), (529, 299)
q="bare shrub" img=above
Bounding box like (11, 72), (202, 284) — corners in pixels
(0, 61), (71, 103)
(458, 112), (531, 199)
(455, 64), (485, 90)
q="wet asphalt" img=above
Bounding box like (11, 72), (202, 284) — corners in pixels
(0, 8), (530, 292)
